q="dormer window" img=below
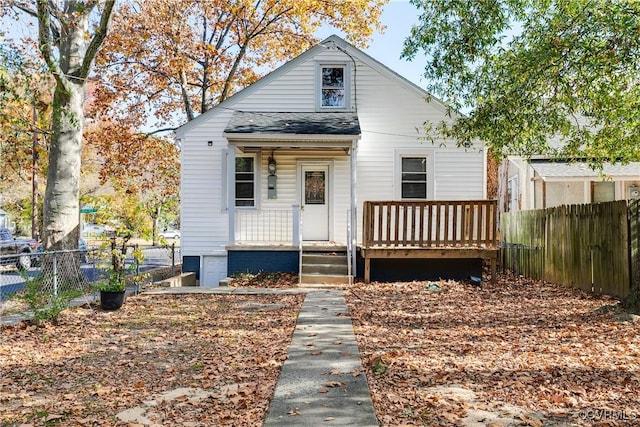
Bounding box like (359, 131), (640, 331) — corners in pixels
(316, 63), (350, 111)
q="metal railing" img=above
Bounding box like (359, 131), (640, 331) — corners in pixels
(234, 209), (293, 243)
(298, 206), (303, 285)
(346, 209), (353, 285)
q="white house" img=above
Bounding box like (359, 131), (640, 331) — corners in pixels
(175, 35), (491, 286)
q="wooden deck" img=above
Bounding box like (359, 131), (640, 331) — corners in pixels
(360, 200), (499, 283)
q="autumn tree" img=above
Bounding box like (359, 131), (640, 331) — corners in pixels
(95, 0), (387, 129)
(403, 0), (640, 167)
(4, 0), (116, 251)
(83, 123), (180, 242)
(0, 34), (51, 236)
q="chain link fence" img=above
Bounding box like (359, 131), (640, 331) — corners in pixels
(0, 243), (181, 303)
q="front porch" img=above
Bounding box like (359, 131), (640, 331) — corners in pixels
(227, 200), (499, 284)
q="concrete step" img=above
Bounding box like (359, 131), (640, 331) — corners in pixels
(302, 253), (348, 266)
(301, 263), (348, 275)
(301, 245), (347, 252)
(299, 274), (351, 285)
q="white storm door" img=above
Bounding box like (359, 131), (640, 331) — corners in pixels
(301, 164), (330, 241)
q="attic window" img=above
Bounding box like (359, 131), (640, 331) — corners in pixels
(316, 63), (350, 111)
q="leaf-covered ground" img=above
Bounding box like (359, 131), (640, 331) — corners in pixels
(345, 277), (640, 426)
(0, 293), (304, 426)
(3, 276), (639, 426)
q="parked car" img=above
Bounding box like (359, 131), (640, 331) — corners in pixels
(159, 229), (180, 239)
(0, 227), (38, 270)
(82, 223), (106, 236)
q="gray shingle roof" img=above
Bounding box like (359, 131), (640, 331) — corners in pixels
(530, 161), (640, 178)
(224, 112), (360, 135)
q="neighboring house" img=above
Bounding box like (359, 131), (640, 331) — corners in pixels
(175, 35), (491, 286)
(498, 156), (640, 213)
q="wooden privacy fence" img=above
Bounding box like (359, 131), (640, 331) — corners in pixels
(502, 200), (638, 299)
(361, 200), (499, 283)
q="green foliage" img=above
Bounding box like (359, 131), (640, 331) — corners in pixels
(11, 273), (81, 327)
(404, 0), (640, 166)
(95, 235), (146, 292)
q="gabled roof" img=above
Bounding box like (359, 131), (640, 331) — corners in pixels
(175, 35), (448, 139)
(224, 112), (360, 136)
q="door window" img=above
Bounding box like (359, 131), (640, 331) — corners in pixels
(305, 171), (325, 204)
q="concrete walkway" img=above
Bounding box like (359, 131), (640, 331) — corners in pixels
(264, 289), (378, 426)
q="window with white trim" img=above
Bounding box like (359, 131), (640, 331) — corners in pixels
(394, 150), (434, 200)
(235, 155), (256, 207)
(401, 157), (428, 199)
(316, 63), (350, 111)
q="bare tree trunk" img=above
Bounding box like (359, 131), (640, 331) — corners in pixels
(43, 81), (85, 250)
(35, 0), (115, 250)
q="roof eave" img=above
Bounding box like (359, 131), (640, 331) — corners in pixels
(224, 132), (361, 142)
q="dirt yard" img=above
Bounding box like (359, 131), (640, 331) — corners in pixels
(1, 274), (639, 426)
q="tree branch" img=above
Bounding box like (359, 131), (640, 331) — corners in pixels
(80, 0), (116, 79)
(36, 0), (70, 91)
(139, 127), (178, 136)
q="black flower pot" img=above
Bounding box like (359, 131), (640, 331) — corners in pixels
(100, 290), (126, 310)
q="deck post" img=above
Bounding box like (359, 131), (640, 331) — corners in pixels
(491, 257), (497, 285)
(364, 257), (371, 283)
(292, 204), (300, 247)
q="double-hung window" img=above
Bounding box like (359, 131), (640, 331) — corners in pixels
(235, 156), (256, 207)
(316, 63), (350, 111)
(401, 157), (428, 199)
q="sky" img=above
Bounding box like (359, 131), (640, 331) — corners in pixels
(317, 0), (428, 89)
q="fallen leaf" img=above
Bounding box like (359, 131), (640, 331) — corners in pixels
(323, 381), (344, 388)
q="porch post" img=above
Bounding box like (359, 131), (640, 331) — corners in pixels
(228, 146), (236, 244)
(292, 204), (300, 246)
(350, 140), (358, 277)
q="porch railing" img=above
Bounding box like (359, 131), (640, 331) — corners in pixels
(235, 209), (294, 243)
(362, 200), (498, 248)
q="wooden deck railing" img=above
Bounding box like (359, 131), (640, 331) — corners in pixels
(362, 200), (498, 248)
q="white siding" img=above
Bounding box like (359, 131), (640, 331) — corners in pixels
(179, 109), (234, 255)
(179, 37), (487, 254)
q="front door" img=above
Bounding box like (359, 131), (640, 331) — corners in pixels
(301, 164), (329, 240)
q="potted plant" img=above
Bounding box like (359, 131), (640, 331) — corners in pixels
(96, 232), (144, 310)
